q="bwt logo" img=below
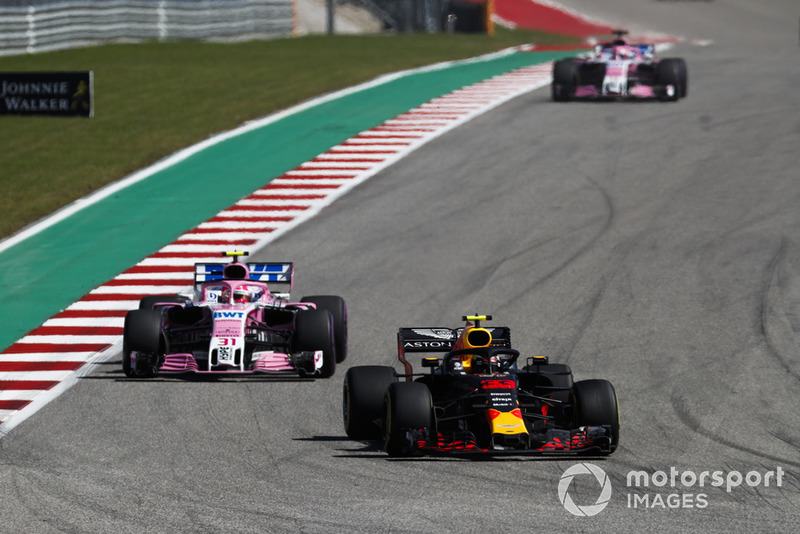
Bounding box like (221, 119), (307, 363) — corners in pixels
(214, 311), (245, 319)
(558, 463), (612, 517)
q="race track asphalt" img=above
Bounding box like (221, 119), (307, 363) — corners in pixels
(0, 1), (798, 531)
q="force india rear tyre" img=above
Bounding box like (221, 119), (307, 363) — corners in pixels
(552, 58), (578, 101)
(122, 338), (135, 378)
(383, 381), (432, 457)
(123, 309), (163, 377)
(295, 308), (336, 378)
(573, 379), (620, 454)
(301, 295), (348, 363)
(343, 365), (396, 440)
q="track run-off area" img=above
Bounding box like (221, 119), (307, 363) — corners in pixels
(2, 1), (800, 532)
(0, 53), (565, 433)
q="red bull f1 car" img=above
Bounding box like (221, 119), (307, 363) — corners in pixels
(343, 315), (619, 457)
(552, 30), (687, 101)
(123, 252), (346, 378)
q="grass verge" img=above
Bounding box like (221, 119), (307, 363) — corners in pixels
(0, 28), (578, 239)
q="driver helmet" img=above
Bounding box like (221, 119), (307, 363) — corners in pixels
(471, 354), (499, 374)
(233, 285), (251, 303)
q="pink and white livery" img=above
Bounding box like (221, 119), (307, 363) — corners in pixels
(552, 30), (687, 101)
(122, 252), (346, 378)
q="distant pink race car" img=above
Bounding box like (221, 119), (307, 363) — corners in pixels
(552, 30), (687, 101)
(122, 252), (347, 379)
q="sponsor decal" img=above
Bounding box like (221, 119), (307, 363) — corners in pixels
(214, 311), (245, 319)
(214, 327), (240, 336)
(1, 72), (93, 117)
(404, 341), (452, 349)
(480, 379), (515, 390)
(411, 328), (456, 340)
(487, 391), (514, 409)
(249, 263), (291, 282)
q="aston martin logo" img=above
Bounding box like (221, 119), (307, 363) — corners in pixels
(411, 328), (454, 340)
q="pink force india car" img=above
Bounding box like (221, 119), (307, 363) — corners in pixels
(122, 252), (347, 378)
(552, 30), (687, 102)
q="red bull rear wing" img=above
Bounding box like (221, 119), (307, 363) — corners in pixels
(397, 325), (512, 377)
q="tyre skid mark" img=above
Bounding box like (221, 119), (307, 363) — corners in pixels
(760, 237), (800, 383)
(670, 389), (800, 470)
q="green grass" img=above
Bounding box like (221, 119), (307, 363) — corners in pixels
(0, 28), (578, 239)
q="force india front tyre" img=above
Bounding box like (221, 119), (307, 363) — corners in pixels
(573, 379), (620, 454)
(343, 365), (396, 440)
(294, 308), (336, 378)
(383, 381), (432, 457)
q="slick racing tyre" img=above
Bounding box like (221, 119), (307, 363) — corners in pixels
(123, 309), (163, 377)
(139, 294), (189, 310)
(122, 337), (135, 378)
(674, 58), (688, 98)
(343, 366), (396, 440)
(573, 379), (620, 454)
(383, 382), (432, 457)
(656, 59), (682, 101)
(552, 58), (578, 101)
(294, 308), (336, 378)
(301, 295), (348, 363)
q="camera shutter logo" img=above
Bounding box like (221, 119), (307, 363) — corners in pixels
(558, 463), (613, 516)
